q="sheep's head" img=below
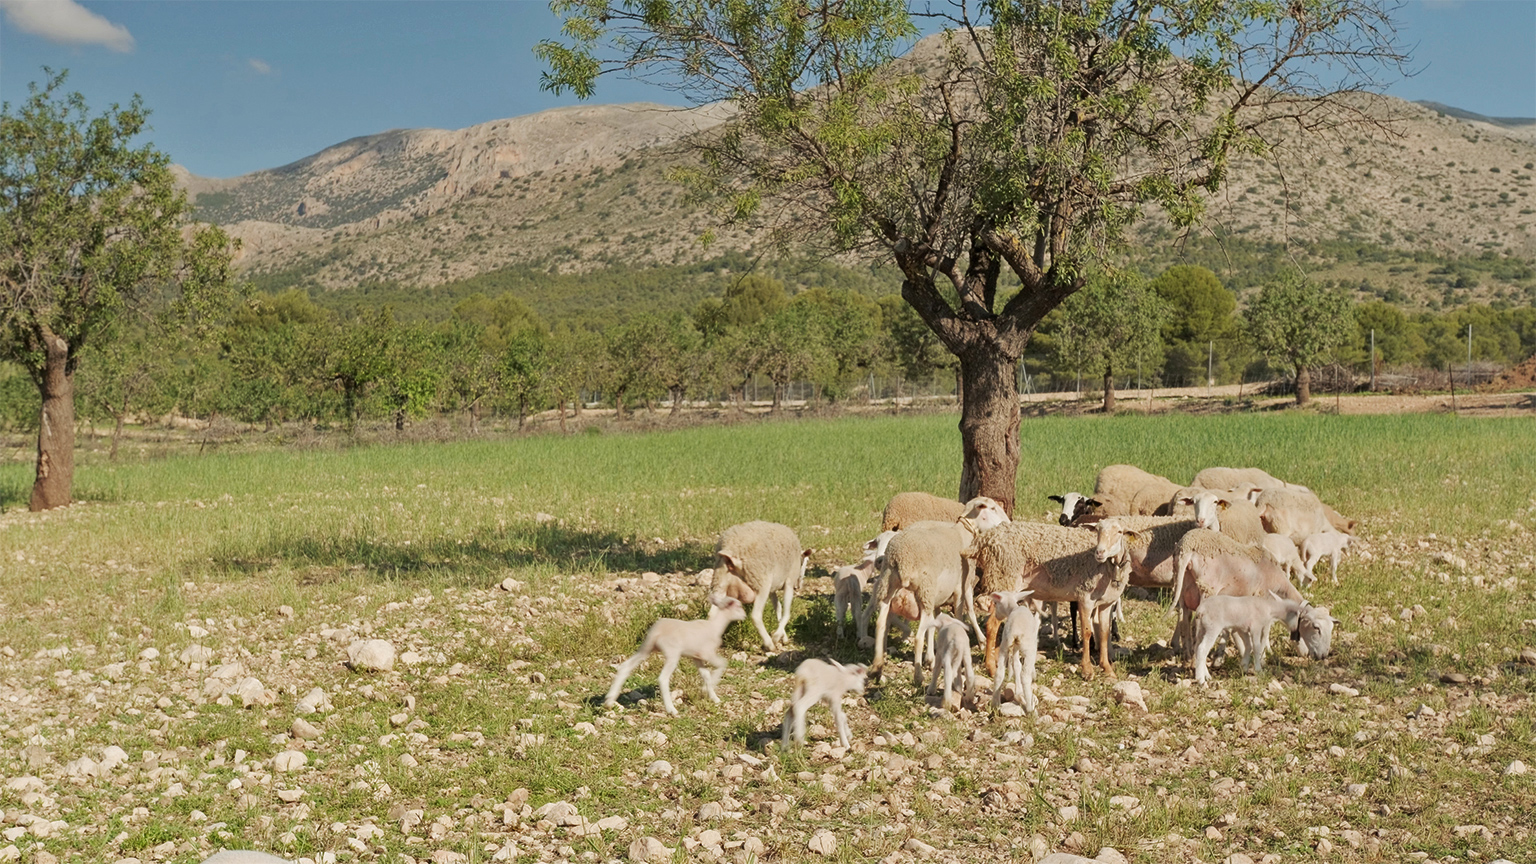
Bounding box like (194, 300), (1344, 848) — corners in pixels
(961, 497), (1011, 531)
(1295, 604), (1336, 659)
(707, 593), (748, 623)
(1049, 493), (1102, 526)
(1193, 492), (1230, 532)
(988, 590), (1033, 621)
(1093, 518), (1138, 564)
(862, 530), (898, 562)
(830, 659), (869, 695)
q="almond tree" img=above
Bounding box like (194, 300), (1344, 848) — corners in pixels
(539, 0), (1406, 512)
(1244, 274), (1354, 405)
(1, 71), (237, 509)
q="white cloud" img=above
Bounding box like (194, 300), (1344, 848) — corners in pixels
(0, 0), (134, 52)
(248, 58), (272, 75)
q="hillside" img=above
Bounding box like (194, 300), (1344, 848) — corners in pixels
(179, 42), (1536, 308)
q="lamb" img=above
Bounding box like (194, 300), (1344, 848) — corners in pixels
(781, 658), (868, 748)
(867, 498), (1010, 688)
(966, 521), (1128, 679)
(1260, 533), (1313, 585)
(1168, 488), (1267, 545)
(603, 594), (746, 715)
(1093, 464), (1182, 516)
(1301, 530), (1353, 584)
(1048, 492), (1105, 527)
(926, 613), (975, 711)
(1169, 528), (1334, 662)
(1253, 487), (1333, 547)
(881, 491), (967, 532)
(831, 530), (897, 641)
(1190, 593), (1309, 684)
(988, 590), (1040, 714)
(712, 521), (809, 652)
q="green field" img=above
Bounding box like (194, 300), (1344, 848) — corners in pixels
(1, 413), (1532, 863)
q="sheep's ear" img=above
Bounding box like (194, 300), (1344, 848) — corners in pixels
(1178, 496), (1195, 506)
(1085, 499), (1102, 509)
(1217, 499), (1231, 510)
(1124, 529), (1143, 545)
(718, 552), (742, 574)
(1019, 589), (1033, 599)
(1048, 495), (1066, 504)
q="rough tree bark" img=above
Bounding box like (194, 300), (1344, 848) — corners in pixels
(31, 328), (74, 511)
(1102, 361), (1116, 413)
(1295, 363), (1312, 406)
(955, 341), (1022, 513)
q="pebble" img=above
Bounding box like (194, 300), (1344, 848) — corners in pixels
(138, 648), (160, 661)
(904, 838), (937, 856)
(273, 750), (308, 772)
(198, 853), (291, 863)
(278, 605), (294, 618)
(627, 837), (672, 862)
(179, 645), (215, 665)
(232, 677), (271, 707)
(346, 640), (396, 672)
(276, 788), (304, 803)
(1058, 805), (1080, 822)
(596, 816), (627, 832)
(807, 829), (837, 855)
(1111, 680), (1147, 712)
(1440, 672), (1468, 685)
(296, 688), (332, 714)
(1328, 683), (1359, 697)
(645, 760), (673, 777)
(1094, 848), (1128, 864)
(1346, 783), (1368, 797)
(1506, 760), (1528, 776)
(1521, 648), (1536, 666)
(697, 802), (725, 820)
(291, 718), (322, 740)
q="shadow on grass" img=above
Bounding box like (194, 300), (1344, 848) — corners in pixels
(206, 522), (713, 587)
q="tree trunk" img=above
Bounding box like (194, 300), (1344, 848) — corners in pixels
(394, 408), (406, 431)
(770, 381), (783, 413)
(31, 330), (75, 511)
(110, 412), (125, 461)
(468, 399), (481, 434)
(614, 387), (627, 419)
(669, 386), (683, 416)
(955, 342), (1021, 515)
(556, 395), (568, 433)
(1102, 361), (1115, 413)
(1295, 363), (1311, 406)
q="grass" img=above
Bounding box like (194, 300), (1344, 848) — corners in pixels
(0, 412), (1533, 863)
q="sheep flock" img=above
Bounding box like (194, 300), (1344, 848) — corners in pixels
(603, 464), (1355, 749)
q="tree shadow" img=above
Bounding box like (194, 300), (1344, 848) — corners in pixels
(206, 521), (714, 586)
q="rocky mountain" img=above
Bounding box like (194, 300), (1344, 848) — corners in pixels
(178, 54), (1536, 298)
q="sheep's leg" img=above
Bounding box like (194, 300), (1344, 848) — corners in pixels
(858, 572), (881, 648)
(603, 649), (650, 707)
(962, 563), (986, 646)
(913, 611), (933, 690)
(834, 590), (847, 641)
(699, 652), (727, 703)
(1021, 613), (1039, 713)
(991, 640), (1010, 711)
(772, 581), (795, 647)
(870, 598), (892, 680)
(1330, 551), (1341, 584)
(984, 614), (1002, 679)
(657, 654), (681, 715)
(1095, 603), (1115, 678)
(749, 592), (775, 652)
(960, 641), (976, 707)
(1192, 624), (1222, 684)
(780, 707), (795, 748)
(830, 698), (852, 749)
(1076, 600), (1094, 680)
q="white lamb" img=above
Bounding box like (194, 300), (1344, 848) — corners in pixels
(988, 590), (1040, 714)
(926, 613), (975, 711)
(1301, 530), (1353, 584)
(1191, 593), (1313, 684)
(603, 594), (746, 715)
(781, 658), (868, 748)
(832, 530), (897, 641)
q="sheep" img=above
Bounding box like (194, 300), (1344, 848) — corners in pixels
(966, 520), (1128, 679)
(988, 590), (1040, 714)
(881, 491), (967, 532)
(1190, 593), (1308, 684)
(1048, 492), (1105, 527)
(1093, 464), (1182, 516)
(832, 530), (897, 641)
(603, 594), (746, 715)
(712, 521), (808, 652)
(1301, 530), (1353, 584)
(867, 499), (1010, 688)
(1169, 528), (1334, 662)
(926, 613), (975, 711)
(1260, 533), (1313, 585)
(1167, 487), (1267, 545)
(1252, 487), (1333, 547)
(1091, 515), (1198, 590)
(1194, 467), (1356, 534)
(781, 658), (867, 748)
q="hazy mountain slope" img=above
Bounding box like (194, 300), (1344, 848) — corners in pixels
(179, 64), (1536, 298)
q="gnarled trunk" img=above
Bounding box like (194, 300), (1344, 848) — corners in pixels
(1102, 361), (1115, 413)
(31, 329), (74, 511)
(955, 341), (1021, 515)
(1295, 362), (1311, 406)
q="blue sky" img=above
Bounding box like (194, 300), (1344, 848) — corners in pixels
(2, 0), (1533, 179)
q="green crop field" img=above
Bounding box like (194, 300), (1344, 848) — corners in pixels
(0, 413), (1532, 864)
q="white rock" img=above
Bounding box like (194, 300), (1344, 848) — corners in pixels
(645, 760), (673, 777)
(233, 677), (271, 708)
(638, 730), (667, 747)
(997, 702), (1025, 717)
(904, 838), (937, 856)
(807, 829), (837, 856)
(346, 640), (396, 672)
(595, 816), (627, 832)
(1505, 760), (1528, 776)
(1111, 680), (1148, 712)
(273, 751), (308, 773)
(291, 718), (322, 740)
(198, 853), (294, 864)
(1095, 849), (1128, 864)
(138, 648), (160, 661)
(627, 837), (672, 862)
(179, 645), (215, 665)
(430, 852), (467, 864)
(532, 801), (581, 826)
(188, 625), (210, 639)
(296, 688), (332, 714)
(100, 745), (129, 772)
(1328, 683), (1360, 697)
(398, 650), (425, 666)
(698, 802), (725, 820)
(1058, 805), (1080, 822)
(276, 788), (305, 803)
(64, 756), (100, 778)
(398, 754), (417, 768)
(209, 662), (245, 681)
(0, 847), (17, 863)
